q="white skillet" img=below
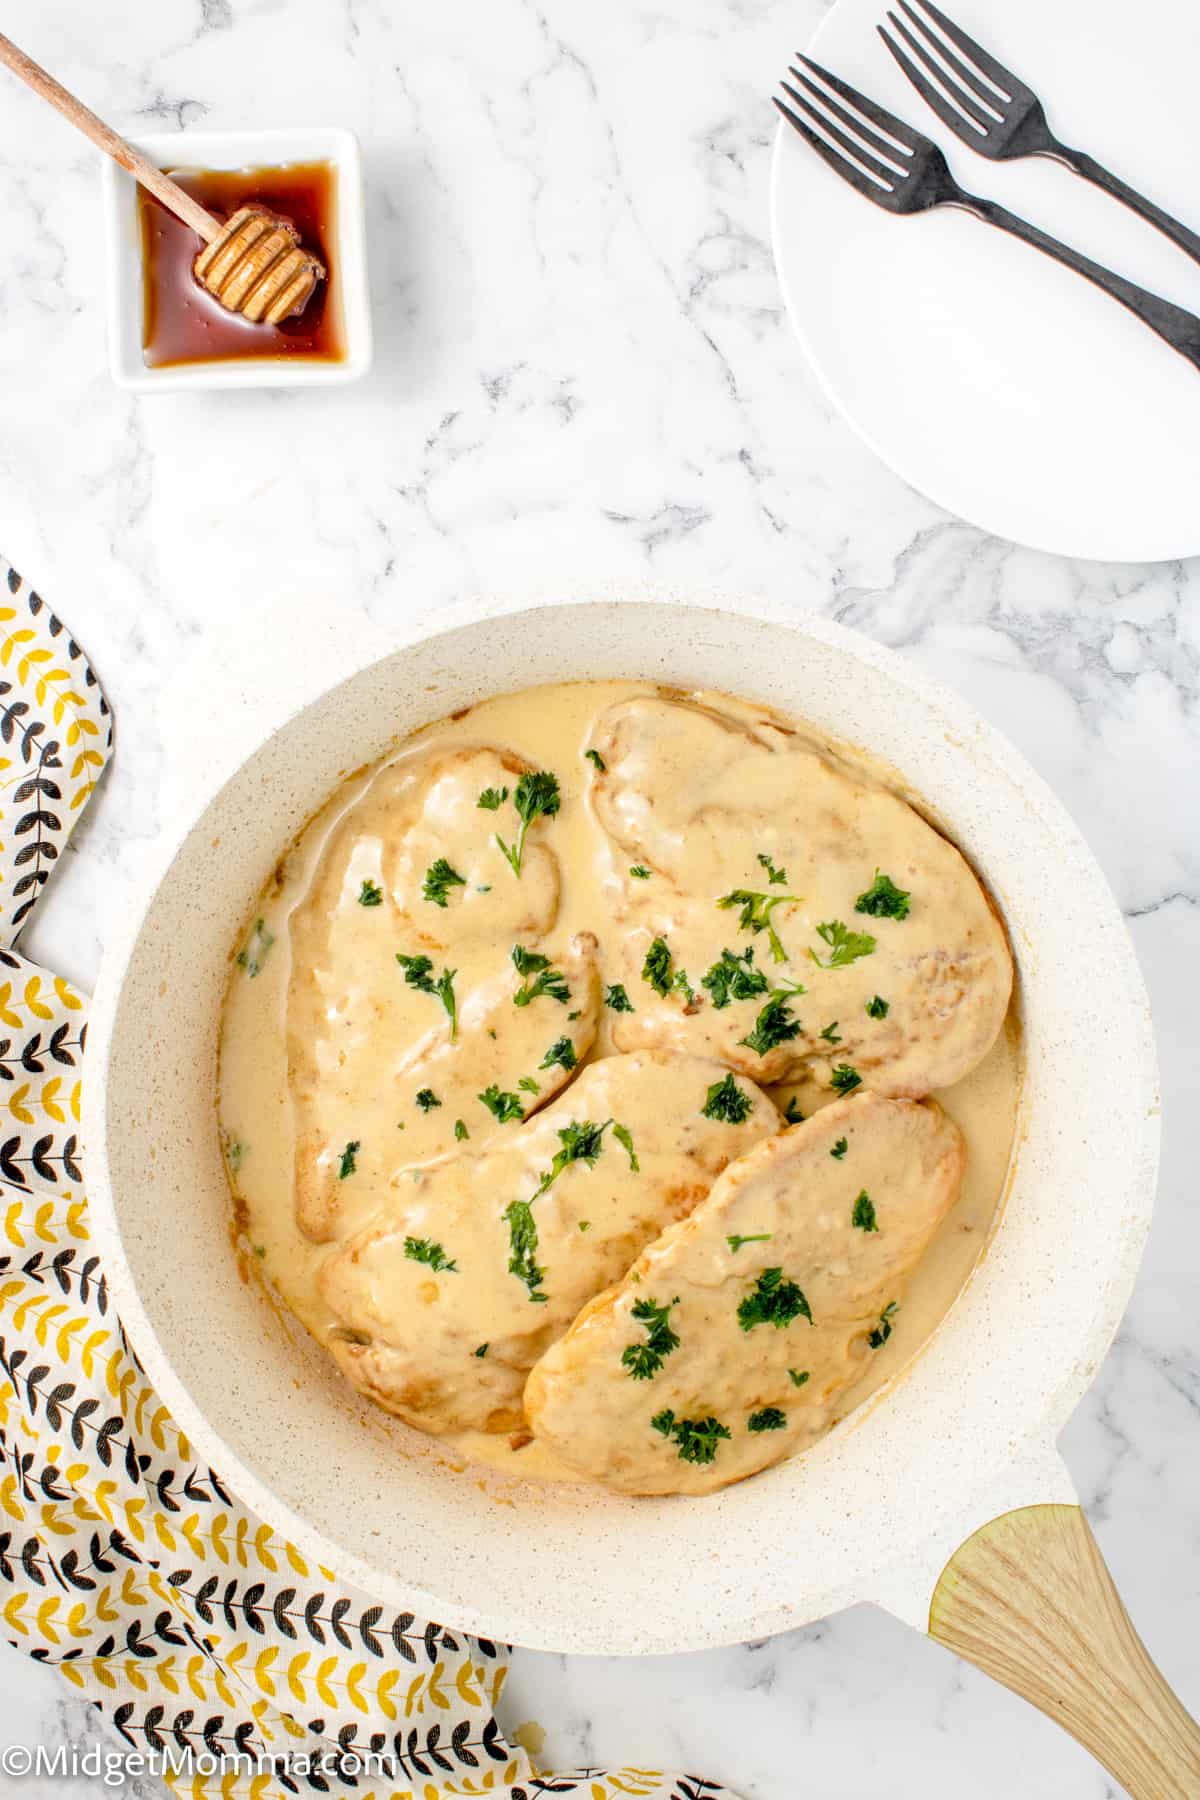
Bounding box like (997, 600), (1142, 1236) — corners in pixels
(82, 591), (1200, 1796)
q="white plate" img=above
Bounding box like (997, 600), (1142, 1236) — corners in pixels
(771, 0), (1200, 561)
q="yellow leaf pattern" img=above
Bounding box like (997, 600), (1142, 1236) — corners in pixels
(0, 568), (728, 1800)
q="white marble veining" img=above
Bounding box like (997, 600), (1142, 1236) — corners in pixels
(0, 0), (1197, 1794)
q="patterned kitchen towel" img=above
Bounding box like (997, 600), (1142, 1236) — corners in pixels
(0, 560), (738, 1800)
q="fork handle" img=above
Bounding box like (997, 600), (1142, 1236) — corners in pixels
(961, 193), (1200, 373)
(1048, 143), (1200, 269)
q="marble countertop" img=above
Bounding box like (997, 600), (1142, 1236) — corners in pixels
(0, 0), (1197, 1795)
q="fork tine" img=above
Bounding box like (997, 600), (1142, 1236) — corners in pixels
(896, 0), (1006, 112)
(884, 9), (994, 132)
(909, 0), (1015, 97)
(786, 65), (912, 172)
(772, 95), (889, 201)
(779, 81), (899, 188)
(877, 19), (985, 141)
(794, 53), (921, 152)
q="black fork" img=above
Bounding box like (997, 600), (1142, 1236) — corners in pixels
(775, 55), (1200, 373)
(878, 0), (1200, 267)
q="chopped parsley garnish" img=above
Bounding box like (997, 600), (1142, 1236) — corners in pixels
(505, 1120), (612, 1302)
(422, 857), (467, 909)
(672, 967), (698, 1006)
(415, 1088), (441, 1112)
(518, 1075), (541, 1094)
(702, 1072), (754, 1124)
(396, 953), (459, 1039)
(701, 946), (769, 1010)
(540, 1036), (577, 1072)
(739, 988), (804, 1057)
(236, 917), (275, 979)
(479, 1084), (525, 1123)
(855, 870), (911, 920)
(495, 770), (561, 876)
(748, 1407), (787, 1432)
(503, 1200), (545, 1300)
(225, 1138), (246, 1173)
(738, 1266), (813, 1331)
(512, 945), (570, 1006)
(810, 921), (876, 969)
(621, 1296), (681, 1380)
(868, 1301), (898, 1348)
(727, 1233), (772, 1253)
(819, 1021), (841, 1044)
(404, 1235), (458, 1273)
(605, 982), (634, 1013)
(630, 865), (652, 880)
(337, 1140), (360, 1179)
(784, 1096), (804, 1125)
(866, 995), (890, 1019)
(477, 785), (509, 811)
(757, 852), (788, 885)
(358, 879), (384, 907)
(578, 1220), (591, 1232)
(651, 1410), (731, 1465)
(787, 1368), (810, 1388)
(830, 1064), (862, 1096)
(642, 936), (675, 997)
(717, 886), (803, 963)
(852, 1190), (878, 1232)
(585, 748), (606, 772)
(830, 1136), (848, 1159)
(613, 1122), (639, 1171)
(454, 1119), (469, 1142)
(474, 1342), (488, 1357)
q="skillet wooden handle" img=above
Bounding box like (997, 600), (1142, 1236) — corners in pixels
(931, 1504), (1200, 1799)
(0, 29), (219, 241)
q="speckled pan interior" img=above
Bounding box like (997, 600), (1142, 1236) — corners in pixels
(83, 592), (1159, 1655)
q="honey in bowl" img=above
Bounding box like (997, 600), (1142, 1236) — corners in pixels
(138, 161), (343, 368)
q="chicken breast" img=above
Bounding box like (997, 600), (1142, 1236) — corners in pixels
(287, 742), (585, 1241)
(587, 695), (1012, 1095)
(319, 1052), (781, 1436)
(525, 1092), (965, 1494)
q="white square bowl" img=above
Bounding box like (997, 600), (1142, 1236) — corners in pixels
(102, 126), (372, 391)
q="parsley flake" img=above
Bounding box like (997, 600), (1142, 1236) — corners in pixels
(585, 748), (606, 772)
(621, 1296), (681, 1380)
(717, 886), (803, 963)
(396, 953), (459, 1040)
(868, 1301), (898, 1348)
(701, 946), (769, 1011)
(866, 994), (890, 1019)
(454, 1119), (469, 1142)
(415, 1089), (441, 1113)
(727, 1233), (772, 1253)
(505, 1120), (612, 1302)
(642, 937), (675, 997)
(605, 982), (634, 1013)
(739, 988), (804, 1057)
(855, 870), (911, 920)
(651, 1410), (731, 1466)
(613, 1122), (640, 1171)
(512, 945), (570, 1006)
(830, 1064), (862, 1096)
(540, 1036), (577, 1072)
(474, 1342), (488, 1357)
(236, 918), (275, 979)
(830, 1137), (848, 1159)
(404, 1236), (458, 1273)
(748, 1406), (787, 1433)
(495, 770), (560, 876)
(358, 879), (384, 907)
(784, 1097), (805, 1125)
(819, 1021), (841, 1044)
(518, 1076), (541, 1094)
(738, 1266), (813, 1332)
(852, 1190), (878, 1232)
(479, 1084), (525, 1123)
(337, 1141), (360, 1179)
(787, 1368), (811, 1388)
(810, 921), (876, 969)
(630, 865), (652, 880)
(478, 786), (509, 811)
(702, 1072), (754, 1124)
(422, 858), (467, 908)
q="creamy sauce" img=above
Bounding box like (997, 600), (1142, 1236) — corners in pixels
(218, 680), (1021, 1490)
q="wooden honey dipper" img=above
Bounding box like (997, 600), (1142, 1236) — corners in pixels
(0, 30), (325, 325)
